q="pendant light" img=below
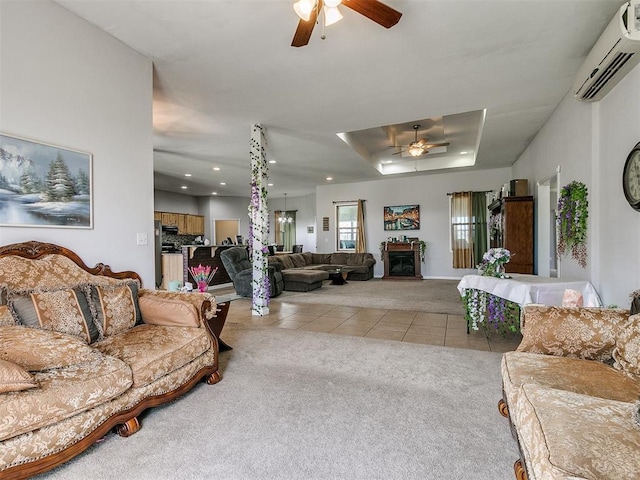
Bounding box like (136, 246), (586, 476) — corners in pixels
(278, 193), (293, 223)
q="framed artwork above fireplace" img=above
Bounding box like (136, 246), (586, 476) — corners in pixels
(384, 204), (420, 231)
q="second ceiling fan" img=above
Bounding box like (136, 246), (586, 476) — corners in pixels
(291, 0), (402, 47)
(393, 124), (450, 157)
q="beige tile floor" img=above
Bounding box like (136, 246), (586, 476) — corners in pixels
(224, 298), (522, 353)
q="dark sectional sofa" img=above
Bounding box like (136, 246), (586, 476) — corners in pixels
(268, 252), (375, 292)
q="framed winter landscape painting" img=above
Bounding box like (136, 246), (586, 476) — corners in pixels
(0, 133), (92, 228)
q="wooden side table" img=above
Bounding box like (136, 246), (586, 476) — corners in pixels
(204, 302), (232, 351)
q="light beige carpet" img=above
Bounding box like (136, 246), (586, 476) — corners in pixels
(38, 325), (517, 479)
(272, 278), (465, 315)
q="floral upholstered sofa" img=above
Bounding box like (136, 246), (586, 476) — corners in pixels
(0, 241), (225, 479)
(500, 305), (640, 480)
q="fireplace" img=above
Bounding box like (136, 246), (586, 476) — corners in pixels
(382, 242), (422, 280)
(388, 251), (415, 276)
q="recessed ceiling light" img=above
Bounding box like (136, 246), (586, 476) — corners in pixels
(184, 173), (192, 177)
(211, 192), (217, 195)
(181, 186), (187, 189)
(460, 151), (468, 155)
(213, 167), (221, 171)
(326, 177), (333, 181)
(267, 183), (274, 186)
(383, 160), (393, 164)
(220, 182), (226, 185)
(269, 160), (276, 164)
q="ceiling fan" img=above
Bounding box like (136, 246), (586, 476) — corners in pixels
(291, 0), (402, 47)
(392, 124), (450, 157)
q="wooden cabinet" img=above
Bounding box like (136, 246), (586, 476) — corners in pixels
(155, 211), (205, 236)
(488, 196), (533, 274)
(186, 214), (205, 235)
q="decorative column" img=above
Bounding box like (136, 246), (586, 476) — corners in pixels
(249, 124), (270, 315)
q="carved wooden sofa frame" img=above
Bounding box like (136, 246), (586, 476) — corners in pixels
(0, 241), (229, 480)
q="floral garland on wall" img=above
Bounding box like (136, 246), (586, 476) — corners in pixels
(248, 124), (270, 315)
(556, 181), (588, 268)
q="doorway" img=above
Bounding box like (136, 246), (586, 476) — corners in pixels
(214, 219), (240, 245)
(536, 168), (560, 277)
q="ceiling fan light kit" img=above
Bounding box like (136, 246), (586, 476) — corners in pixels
(392, 124), (451, 158)
(291, 0), (402, 47)
(324, 6), (343, 26)
(293, 0), (315, 21)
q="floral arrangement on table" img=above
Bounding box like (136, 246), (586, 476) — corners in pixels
(462, 289), (520, 336)
(476, 248), (511, 278)
(556, 181), (588, 268)
(188, 264), (218, 292)
(379, 240), (427, 262)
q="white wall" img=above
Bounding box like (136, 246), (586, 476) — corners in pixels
(154, 190), (200, 215)
(269, 193), (316, 250)
(316, 168), (512, 278)
(512, 63), (640, 307)
(0, 1), (154, 285)
(198, 195), (250, 243)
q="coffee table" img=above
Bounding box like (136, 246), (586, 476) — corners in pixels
(327, 268), (350, 285)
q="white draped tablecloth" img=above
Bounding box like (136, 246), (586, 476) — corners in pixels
(457, 274), (602, 307)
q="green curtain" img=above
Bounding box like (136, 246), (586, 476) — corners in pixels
(471, 192), (487, 265)
(283, 211), (296, 251)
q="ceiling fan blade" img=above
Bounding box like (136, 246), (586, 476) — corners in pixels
(423, 142), (450, 148)
(291, 1), (322, 47)
(342, 0), (402, 28)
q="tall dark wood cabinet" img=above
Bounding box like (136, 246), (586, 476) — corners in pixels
(488, 196), (534, 274)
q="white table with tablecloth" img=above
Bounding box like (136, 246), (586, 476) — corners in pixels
(457, 274), (602, 307)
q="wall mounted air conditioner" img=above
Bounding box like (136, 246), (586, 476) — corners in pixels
(573, 0), (640, 101)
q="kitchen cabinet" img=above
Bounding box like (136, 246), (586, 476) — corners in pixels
(186, 214), (205, 235)
(156, 211), (205, 236)
(488, 196), (534, 274)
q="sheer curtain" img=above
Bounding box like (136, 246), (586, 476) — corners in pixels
(451, 191), (487, 268)
(355, 199), (366, 253)
(274, 211), (296, 251)
(451, 192), (473, 268)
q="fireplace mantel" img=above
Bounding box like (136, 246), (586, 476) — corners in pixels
(382, 242), (422, 280)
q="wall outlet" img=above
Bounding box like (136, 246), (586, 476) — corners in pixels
(136, 233), (148, 246)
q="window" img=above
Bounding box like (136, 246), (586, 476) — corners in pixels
(450, 192), (487, 268)
(336, 203), (358, 251)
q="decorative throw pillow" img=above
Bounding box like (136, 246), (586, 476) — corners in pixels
(0, 358), (37, 394)
(613, 313), (640, 377)
(562, 289), (584, 307)
(0, 305), (16, 326)
(630, 291), (640, 315)
(8, 287), (99, 343)
(88, 282), (142, 338)
(517, 305), (628, 361)
(139, 295), (200, 328)
(289, 254), (306, 268)
(278, 256), (294, 270)
(0, 325), (104, 371)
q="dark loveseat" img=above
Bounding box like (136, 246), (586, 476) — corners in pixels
(269, 252), (376, 286)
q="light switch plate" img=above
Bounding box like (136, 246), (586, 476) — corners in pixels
(136, 233), (148, 246)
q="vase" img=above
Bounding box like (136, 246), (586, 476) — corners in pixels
(197, 281), (208, 292)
